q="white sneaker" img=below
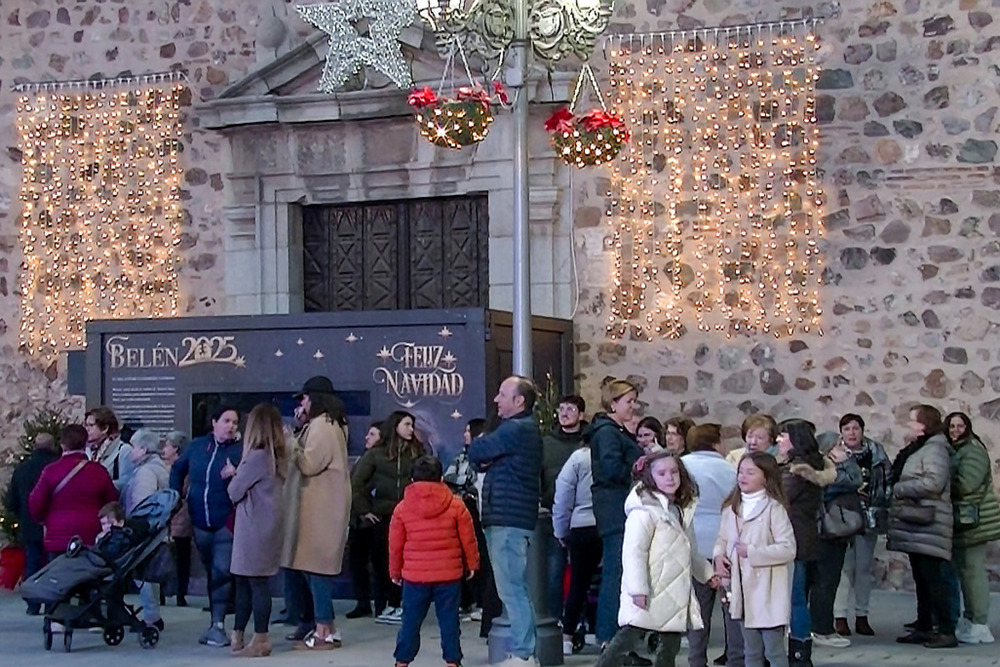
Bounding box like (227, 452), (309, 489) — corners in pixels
(958, 623), (995, 644)
(376, 606), (399, 623)
(812, 633), (850, 648)
(498, 657), (536, 667)
(470, 608), (483, 621)
(956, 617), (973, 636)
(563, 639), (574, 655)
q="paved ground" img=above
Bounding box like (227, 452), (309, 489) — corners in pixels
(0, 589), (998, 666)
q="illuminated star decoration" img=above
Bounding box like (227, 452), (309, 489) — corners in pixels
(297, 0), (417, 91)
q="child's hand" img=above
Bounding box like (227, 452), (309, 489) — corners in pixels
(735, 542), (749, 558)
(362, 513), (381, 525)
(391, 578), (402, 586)
(631, 594), (648, 610)
(221, 458), (236, 479)
(466, 570), (476, 580)
(708, 575), (721, 589)
(713, 555), (731, 577)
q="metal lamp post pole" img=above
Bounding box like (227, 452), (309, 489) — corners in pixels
(510, 0), (532, 376)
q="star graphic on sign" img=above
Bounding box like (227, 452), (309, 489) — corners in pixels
(345, 332), (359, 343)
(438, 326), (453, 338)
(450, 409), (462, 420)
(296, 338), (304, 346)
(297, 0), (417, 92)
(401, 399), (416, 408)
(234, 356), (246, 368)
(314, 349), (325, 360)
(441, 351), (457, 366)
(377, 345), (392, 361)
(275, 349), (284, 357)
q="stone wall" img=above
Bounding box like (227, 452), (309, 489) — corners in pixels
(570, 0), (1000, 586)
(0, 0), (312, 462)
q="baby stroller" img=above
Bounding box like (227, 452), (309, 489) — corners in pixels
(21, 489), (180, 652)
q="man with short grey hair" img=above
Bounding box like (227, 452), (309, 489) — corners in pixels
(468, 375), (543, 667)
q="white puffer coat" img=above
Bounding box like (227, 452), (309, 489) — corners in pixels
(618, 488), (714, 632)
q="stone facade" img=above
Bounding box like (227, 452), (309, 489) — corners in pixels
(1, 0), (1000, 583)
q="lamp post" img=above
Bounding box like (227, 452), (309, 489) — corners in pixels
(417, 0), (612, 376)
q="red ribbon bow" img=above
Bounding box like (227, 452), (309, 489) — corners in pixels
(544, 107), (576, 134)
(407, 86), (438, 109)
(492, 81), (509, 105)
(579, 109), (630, 141)
(456, 86), (491, 105)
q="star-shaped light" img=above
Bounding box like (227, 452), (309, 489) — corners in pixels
(297, 0), (416, 92)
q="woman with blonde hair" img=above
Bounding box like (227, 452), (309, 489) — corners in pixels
(585, 378), (645, 653)
(227, 403), (287, 657)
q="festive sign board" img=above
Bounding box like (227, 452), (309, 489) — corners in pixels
(83, 309), (573, 463)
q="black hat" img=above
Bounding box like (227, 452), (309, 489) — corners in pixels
(295, 375), (335, 399)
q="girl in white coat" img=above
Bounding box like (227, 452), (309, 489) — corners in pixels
(595, 450), (716, 667)
(714, 451), (796, 667)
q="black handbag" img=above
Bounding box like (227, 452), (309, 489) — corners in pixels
(141, 542), (177, 589)
(819, 493), (865, 538)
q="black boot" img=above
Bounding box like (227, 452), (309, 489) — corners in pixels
(788, 637), (813, 667)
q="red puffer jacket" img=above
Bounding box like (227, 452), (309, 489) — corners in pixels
(389, 481), (480, 584)
(29, 452), (119, 553)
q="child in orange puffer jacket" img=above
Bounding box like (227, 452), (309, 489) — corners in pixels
(389, 455), (480, 667)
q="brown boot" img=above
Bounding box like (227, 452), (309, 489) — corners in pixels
(835, 618), (851, 637)
(855, 616), (875, 636)
(233, 633), (272, 658)
(229, 630), (245, 653)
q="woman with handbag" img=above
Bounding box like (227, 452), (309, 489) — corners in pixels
(888, 404), (958, 649)
(832, 414), (891, 637)
(807, 434), (861, 649)
(946, 412), (1000, 645)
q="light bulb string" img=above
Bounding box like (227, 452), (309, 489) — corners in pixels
(11, 70), (188, 94)
(602, 17), (822, 54)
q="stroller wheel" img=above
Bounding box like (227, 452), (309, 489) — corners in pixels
(63, 630), (73, 653)
(139, 626), (159, 649)
(104, 626), (125, 646)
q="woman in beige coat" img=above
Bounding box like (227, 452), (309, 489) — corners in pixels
(714, 451), (797, 667)
(282, 376), (352, 651)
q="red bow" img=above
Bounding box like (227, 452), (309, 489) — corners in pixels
(457, 86), (491, 105)
(492, 81), (509, 105)
(544, 107), (576, 134)
(407, 87), (438, 109)
(580, 109), (630, 141)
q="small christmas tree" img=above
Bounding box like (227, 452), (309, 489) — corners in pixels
(1, 408), (71, 545)
(534, 371), (561, 435)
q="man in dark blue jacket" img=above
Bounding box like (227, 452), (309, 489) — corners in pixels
(468, 376), (542, 667)
(170, 406), (242, 647)
(4, 432), (59, 615)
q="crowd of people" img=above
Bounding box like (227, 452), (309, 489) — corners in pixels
(4, 372), (999, 667)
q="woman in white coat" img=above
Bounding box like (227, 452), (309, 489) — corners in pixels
(595, 450), (715, 667)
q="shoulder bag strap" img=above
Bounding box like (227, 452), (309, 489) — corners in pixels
(53, 460), (89, 498)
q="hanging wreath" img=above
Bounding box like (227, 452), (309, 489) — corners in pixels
(408, 82), (507, 149)
(408, 39), (508, 150)
(544, 63), (629, 168)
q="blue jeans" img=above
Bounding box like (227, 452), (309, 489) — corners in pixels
(546, 532), (567, 621)
(597, 531), (624, 644)
(193, 527), (233, 624)
(394, 580), (463, 663)
(136, 579), (161, 623)
(789, 560), (813, 641)
(486, 526), (536, 659)
(303, 572), (335, 625)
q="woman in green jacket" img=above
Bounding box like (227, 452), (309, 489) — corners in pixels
(350, 410), (426, 624)
(947, 411), (1000, 646)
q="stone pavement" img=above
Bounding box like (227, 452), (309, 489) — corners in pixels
(0, 590), (998, 666)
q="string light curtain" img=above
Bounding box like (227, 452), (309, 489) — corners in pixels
(605, 20), (824, 340)
(15, 73), (185, 356)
